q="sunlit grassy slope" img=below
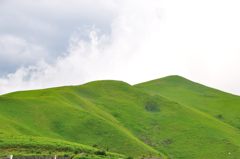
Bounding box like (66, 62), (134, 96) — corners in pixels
(135, 75), (240, 129)
(0, 76), (240, 158)
(0, 82), (160, 158)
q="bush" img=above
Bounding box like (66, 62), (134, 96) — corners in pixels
(64, 154), (69, 157)
(36, 151), (41, 154)
(74, 150), (79, 154)
(92, 144), (98, 148)
(94, 150), (106, 156)
(145, 100), (160, 112)
(216, 114), (224, 120)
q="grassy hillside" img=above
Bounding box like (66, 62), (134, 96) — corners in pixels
(74, 80), (240, 159)
(0, 77), (240, 158)
(0, 84), (159, 158)
(135, 75), (240, 130)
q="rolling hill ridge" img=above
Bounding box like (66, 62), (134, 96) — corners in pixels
(0, 75), (240, 159)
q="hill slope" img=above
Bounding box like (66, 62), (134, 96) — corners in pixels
(135, 75), (240, 129)
(0, 82), (158, 158)
(73, 80), (240, 158)
(0, 77), (240, 158)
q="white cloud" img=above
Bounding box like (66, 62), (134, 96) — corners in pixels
(0, 35), (48, 76)
(0, 0), (117, 67)
(1, 0), (240, 95)
(0, 35), (47, 64)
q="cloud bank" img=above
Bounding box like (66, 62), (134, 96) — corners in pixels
(1, 0), (240, 95)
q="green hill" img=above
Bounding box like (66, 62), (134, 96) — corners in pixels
(135, 75), (240, 130)
(0, 76), (240, 159)
(0, 81), (161, 158)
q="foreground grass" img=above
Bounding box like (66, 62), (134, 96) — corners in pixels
(0, 133), (124, 159)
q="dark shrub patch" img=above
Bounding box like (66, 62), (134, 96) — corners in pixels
(74, 150), (79, 154)
(36, 151), (41, 154)
(94, 150), (106, 156)
(145, 100), (160, 112)
(64, 154), (69, 157)
(216, 114), (224, 120)
(92, 144), (98, 148)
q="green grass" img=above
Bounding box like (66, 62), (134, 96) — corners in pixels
(0, 132), (124, 158)
(135, 75), (240, 130)
(0, 81), (161, 158)
(0, 76), (240, 159)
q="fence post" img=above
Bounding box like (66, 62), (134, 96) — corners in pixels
(10, 155), (13, 159)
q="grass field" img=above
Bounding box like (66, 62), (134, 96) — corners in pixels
(0, 133), (124, 159)
(0, 76), (240, 158)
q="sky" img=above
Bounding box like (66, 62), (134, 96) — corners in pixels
(0, 0), (240, 95)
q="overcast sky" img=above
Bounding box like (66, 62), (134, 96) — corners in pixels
(0, 0), (240, 95)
